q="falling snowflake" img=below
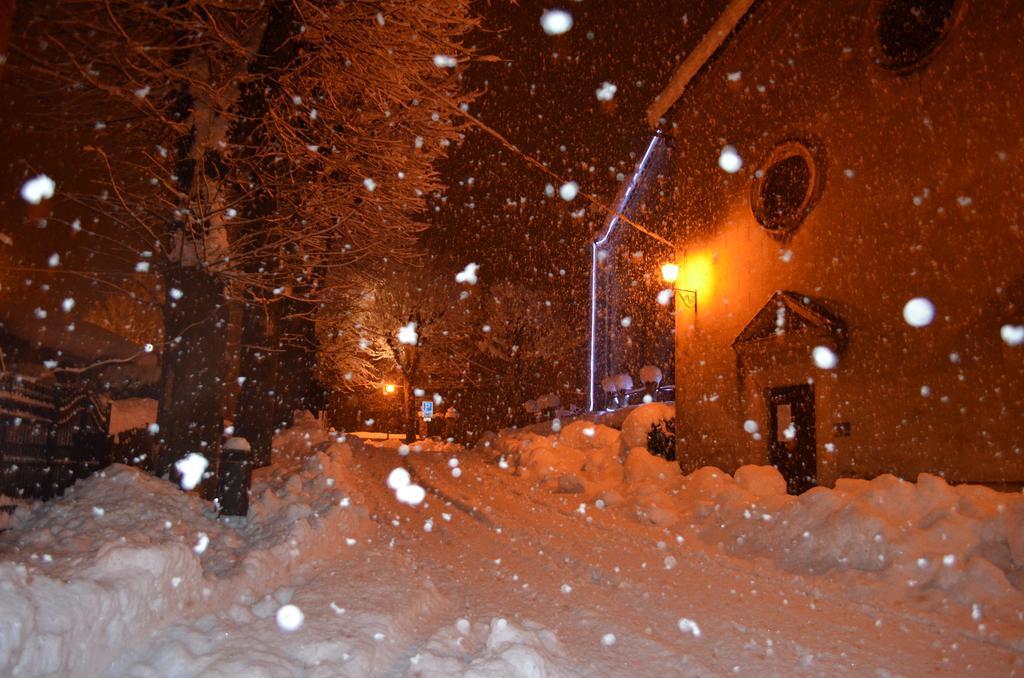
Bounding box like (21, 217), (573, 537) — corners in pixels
(1000, 324), (1024, 346)
(456, 263), (480, 285)
(387, 467), (411, 490)
(559, 181), (579, 201)
(276, 604), (304, 632)
(387, 466), (426, 506)
(20, 175), (56, 204)
(193, 532), (209, 554)
(812, 346), (838, 369)
(595, 81), (617, 101)
(540, 9), (573, 35)
(397, 322), (418, 345)
(678, 618), (702, 637)
(902, 297), (935, 328)
(174, 453), (209, 491)
(718, 146), (742, 173)
(396, 484), (426, 506)
(433, 54), (457, 68)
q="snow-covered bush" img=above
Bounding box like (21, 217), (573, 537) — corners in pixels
(620, 402), (674, 449)
(646, 418), (676, 462)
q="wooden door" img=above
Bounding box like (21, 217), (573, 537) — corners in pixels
(765, 384), (816, 494)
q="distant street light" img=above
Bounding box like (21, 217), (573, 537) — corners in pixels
(383, 383), (397, 395)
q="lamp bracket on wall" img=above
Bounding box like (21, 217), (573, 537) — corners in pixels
(676, 289), (697, 312)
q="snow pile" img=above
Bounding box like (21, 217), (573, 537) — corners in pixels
(0, 417), (368, 676)
(270, 410), (332, 461)
(485, 420), (1024, 612)
(107, 397), (158, 437)
(698, 468), (1024, 609)
(410, 617), (576, 677)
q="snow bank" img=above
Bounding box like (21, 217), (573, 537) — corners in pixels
(486, 425), (1024, 612)
(410, 617), (577, 677)
(0, 417), (369, 676)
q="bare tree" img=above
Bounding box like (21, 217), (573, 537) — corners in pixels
(321, 265), (477, 442)
(12, 0), (478, 491)
(473, 282), (584, 425)
(230, 0), (479, 465)
(81, 292), (163, 350)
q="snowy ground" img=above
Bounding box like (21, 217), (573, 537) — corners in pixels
(1, 409), (1022, 676)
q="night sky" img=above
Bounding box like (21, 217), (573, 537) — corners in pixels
(429, 1), (723, 290)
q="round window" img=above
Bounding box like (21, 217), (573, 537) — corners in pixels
(751, 142), (823, 235)
(873, 0), (960, 72)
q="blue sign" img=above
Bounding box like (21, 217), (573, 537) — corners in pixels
(421, 401), (434, 419)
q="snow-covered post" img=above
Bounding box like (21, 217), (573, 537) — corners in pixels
(524, 399), (539, 424)
(444, 407), (460, 440)
(537, 393), (560, 421)
(614, 373), (635, 408)
(600, 376), (618, 410)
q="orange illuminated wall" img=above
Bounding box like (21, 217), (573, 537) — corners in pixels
(652, 0), (1024, 487)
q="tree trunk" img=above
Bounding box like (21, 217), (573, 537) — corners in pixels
(234, 300), (280, 468)
(228, 0), (304, 458)
(156, 267), (229, 499)
(403, 380), (417, 443)
(275, 299), (326, 423)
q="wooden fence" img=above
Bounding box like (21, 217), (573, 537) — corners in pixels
(0, 373), (111, 500)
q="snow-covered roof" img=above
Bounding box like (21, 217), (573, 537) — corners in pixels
(646, 0), (758, 128)
(0, 310), (156, 367)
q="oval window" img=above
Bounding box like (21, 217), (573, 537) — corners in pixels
(751, 142), (823, 235)
(873, 0), (960, 72)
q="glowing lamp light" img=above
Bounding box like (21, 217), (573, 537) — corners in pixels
(384, 383), (397, 395)
(681, 254), (714, 296)
(661, 262), (680, 284)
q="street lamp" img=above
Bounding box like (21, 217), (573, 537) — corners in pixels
(383, 383), (397, 395)
(661, 261), (697, 312)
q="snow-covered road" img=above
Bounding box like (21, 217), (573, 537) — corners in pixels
(104, 439), (1023, 676)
